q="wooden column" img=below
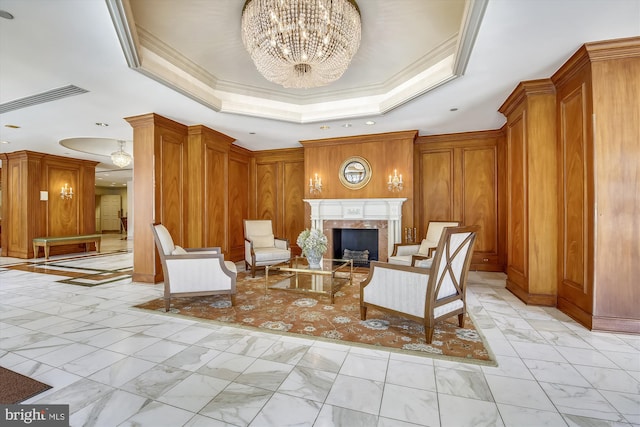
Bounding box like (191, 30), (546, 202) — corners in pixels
(185, 125), (235, 252)
(499, 79), (558, 306)
(125, 113), (187, 283)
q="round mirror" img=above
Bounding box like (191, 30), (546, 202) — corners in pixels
(339, 156), (372, 189)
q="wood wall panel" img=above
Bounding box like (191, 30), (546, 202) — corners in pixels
(500, 79), (557, 305)
(415, 131), (505, 272)
(229, 156), (250, 261)
(159, 134), (184, 245)
(283, 160), (305, 249)
(420, 150), (454, 226)
(301, 131), (416, 230)
(560, 87), (588, 292)
(0, 151), (97, 258)
(48, 167), (79, 236)
(553, 37), (640, 332)
(204, 146), (227, 250)
(506, 112), (527, 283)
(463, 147), (497, 255)
(256, 163), (278, 221)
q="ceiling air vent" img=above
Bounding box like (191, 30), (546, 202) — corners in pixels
(0, 85), (89, 114)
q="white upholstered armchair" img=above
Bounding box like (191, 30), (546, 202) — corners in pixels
(388, 221), (460, 268)
(151, 223), (237, 311)
(244, 220), (291, 277)
(361, 225), (479, 343)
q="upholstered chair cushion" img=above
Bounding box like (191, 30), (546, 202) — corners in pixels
(252, 234), (275, 248)
(418, 239), (431, 255)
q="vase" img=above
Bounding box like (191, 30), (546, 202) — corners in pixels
(305, 251), (323, 269)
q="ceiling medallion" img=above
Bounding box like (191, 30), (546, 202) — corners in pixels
(241, 0), (361, 89)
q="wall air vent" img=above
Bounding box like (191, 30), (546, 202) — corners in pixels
(0, 85), (89, 114)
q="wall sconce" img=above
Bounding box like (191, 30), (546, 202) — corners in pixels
(60, 183), (73, 200)
(309, 173), (322, 194)
(388, 169), (403, 192)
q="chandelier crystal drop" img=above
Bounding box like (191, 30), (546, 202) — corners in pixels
(111, 140), (132, 168)
(241, 0), (361, 89)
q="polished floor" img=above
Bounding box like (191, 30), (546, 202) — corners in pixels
(1, 235), (638, 427)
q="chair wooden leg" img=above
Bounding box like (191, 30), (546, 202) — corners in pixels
(425, 326), (435, 344)
(251, 264), (256, 278)
(360, 305), (367, 320)
(458, 313), (464, 328)
(231, 294), (236, 306)
(164, 297), (170, 312)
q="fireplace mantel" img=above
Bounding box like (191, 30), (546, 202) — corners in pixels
(303, 198), (407, 257)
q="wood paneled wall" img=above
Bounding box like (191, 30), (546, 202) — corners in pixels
(300, 131), (417, 229)
(499, 79), (558, 306)
(0, 151), (97, 258)
(251, 148), (305, 255)
(415, 131), (506, 271)
(552, 37), (640, 333)
(229, 146), (251, 261)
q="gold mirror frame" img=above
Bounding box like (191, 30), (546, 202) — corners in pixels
(338, 156), (372, 190)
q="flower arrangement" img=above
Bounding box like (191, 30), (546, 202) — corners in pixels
(296, 228), (328, 257)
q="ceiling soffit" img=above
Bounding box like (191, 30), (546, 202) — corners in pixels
(108, 0), (487, 124)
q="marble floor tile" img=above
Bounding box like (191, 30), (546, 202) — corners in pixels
(339, 352), (389, 382)
(199, 382), (273, 427)
(119, 400), (195, 427)
(249, 392), (322, 426)
(380, 383), (439, 425)
(485, 375), (555, 412)
(1, 247), (638, 427)
(157, 372), (230, 412)
(325, 375), (384, 415)
(439, 394), (503, 427)
(277, 365), (336, 402)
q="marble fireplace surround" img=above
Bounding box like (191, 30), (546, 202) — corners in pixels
(304, 198), (407, 262)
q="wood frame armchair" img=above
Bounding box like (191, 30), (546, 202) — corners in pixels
(151, 223), (237, 311)
(388, 221), (460, 267)
(243, 220), (291, 277)
(361, 225), (479, 343)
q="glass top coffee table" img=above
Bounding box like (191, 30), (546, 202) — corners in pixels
(265, 257), (353, 303)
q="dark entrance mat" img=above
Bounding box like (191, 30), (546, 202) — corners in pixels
(0, 367), (52, 404)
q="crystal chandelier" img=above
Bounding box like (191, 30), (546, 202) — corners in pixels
(111, 140), (132, 168)
(241, 0), (361, 89)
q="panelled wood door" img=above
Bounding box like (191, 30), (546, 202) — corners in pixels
(100, 195), (121, 232)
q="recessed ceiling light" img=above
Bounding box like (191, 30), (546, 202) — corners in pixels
(97, 177), (103, 180)
(320, 125), (330, 130)
(450, 108), (459, 112)
(122, 183), (126, 186)
(343, 123), (352, 128)
(4, 124), (20, 129)
(103, 173), (109, 176)
(0, 10), (14, 20)
(1, 140), (9, 144)
(95, 122), (109, 127)
(365, 120), (375, 125)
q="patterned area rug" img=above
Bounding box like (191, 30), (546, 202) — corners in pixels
(135, 271), (495, 364)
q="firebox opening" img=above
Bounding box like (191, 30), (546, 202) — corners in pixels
(332, 228), (378, 266)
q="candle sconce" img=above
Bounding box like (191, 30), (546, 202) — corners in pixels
(388, 169), (403, 192)
(309, 173), (322, 194)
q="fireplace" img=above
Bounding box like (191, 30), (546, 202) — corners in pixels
(304, 198), (407, 263)
(332, 228), (378, 266)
